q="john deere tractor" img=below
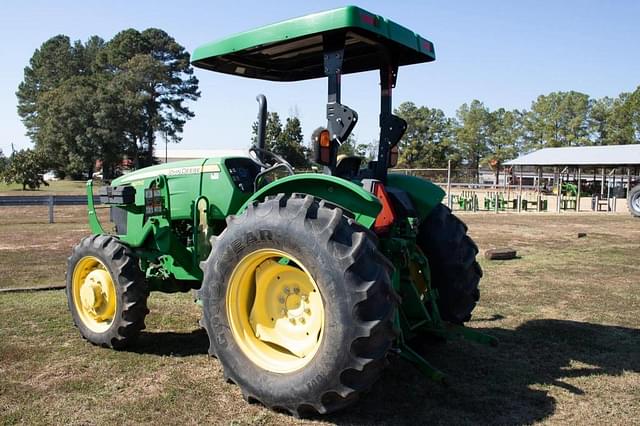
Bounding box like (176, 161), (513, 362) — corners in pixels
(67, 6), (495, 416)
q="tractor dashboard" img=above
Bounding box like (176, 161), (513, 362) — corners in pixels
(225, 157), (261, 193)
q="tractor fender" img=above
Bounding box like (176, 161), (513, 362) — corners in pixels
(386, 173), (446, 221)
(237, 173), (381, 228)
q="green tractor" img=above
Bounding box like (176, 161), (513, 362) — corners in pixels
(67, 6), (494, 416)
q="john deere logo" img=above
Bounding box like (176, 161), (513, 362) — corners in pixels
(168, 166), (201, 176)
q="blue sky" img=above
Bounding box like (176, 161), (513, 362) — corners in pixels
(1, 0), (639, 155)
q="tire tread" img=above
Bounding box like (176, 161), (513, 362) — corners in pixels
(201, 193), (396, 416)
(418, 204), (481, 324)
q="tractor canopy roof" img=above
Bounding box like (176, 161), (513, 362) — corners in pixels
(191, 6), (435, 81)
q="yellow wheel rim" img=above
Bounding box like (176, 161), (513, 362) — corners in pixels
(227, 249), (324, 373)
(71, 256), (117, 333)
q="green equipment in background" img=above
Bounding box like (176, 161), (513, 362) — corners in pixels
(478, 191), (549, 212)
(484, 191), (510, 211)
(453, 190), (479, 211)
(66, 6), (495, 416)
(560, 182), (578, 210)
(521, 197), (548, 211)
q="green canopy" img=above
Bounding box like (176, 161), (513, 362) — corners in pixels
(191, 6), (435, 81)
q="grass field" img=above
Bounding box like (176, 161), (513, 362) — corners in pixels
(0, 180), (99, 196)
(0, 207), (638, 425)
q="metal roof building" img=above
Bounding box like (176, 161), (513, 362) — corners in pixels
(505, 144), (640, 167)
(503, 145), (640, 213)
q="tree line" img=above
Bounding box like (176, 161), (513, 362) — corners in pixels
(252, 88), (640, 181)
(395, 89), (640, 182)
(12, 31), (199, 181)
(5, 32), (640, 189)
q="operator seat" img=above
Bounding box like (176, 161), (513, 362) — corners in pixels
(334, 155), (362, 179)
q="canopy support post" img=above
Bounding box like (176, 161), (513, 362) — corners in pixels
(323, 34), (343, 174)
(374, 54), (405, 183)
(323, 33), (357, 174)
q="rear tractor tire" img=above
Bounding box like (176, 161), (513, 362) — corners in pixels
(200, 194), (396, 416)
(628, 184), (640, 217)
(66, 235), (149, 349)
(418, 204), (482, 324)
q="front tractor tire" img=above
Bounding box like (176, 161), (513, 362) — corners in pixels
(418, 204), (482, 324)
(200, 194), (396, 416)
(66, 235), (149, 349)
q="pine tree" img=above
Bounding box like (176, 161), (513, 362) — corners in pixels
(15, 30), (200, 176)
(455, 100), (491, 182)
(395, 101), (458, 168)
(276, 116), (308, 168)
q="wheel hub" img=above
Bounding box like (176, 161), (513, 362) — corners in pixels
(79, 270), (111, 319)
(285, 292), (305, 317)
(226, 249), (325, 373)
(249, 260), (322, 358)
(72, 257), (117, 332)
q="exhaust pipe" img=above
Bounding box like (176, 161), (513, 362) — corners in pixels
(256, 94), (267, 150)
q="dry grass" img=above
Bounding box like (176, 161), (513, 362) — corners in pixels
(0, 207), (109, 289)
(0, 208), (638, 425)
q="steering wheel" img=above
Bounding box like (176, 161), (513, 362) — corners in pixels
(249, 146), (294, 175)
(249, 146), (295, 191)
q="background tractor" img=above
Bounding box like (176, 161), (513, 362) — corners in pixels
(629, 182), (640, 217)
(66, 6), (495, 416)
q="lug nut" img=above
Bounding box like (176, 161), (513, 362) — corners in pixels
(293, 287), (300, 294)
(289, 318), (296, 325)
(304, 308), (311, 315)
(300, 318), (306, 324)
(284, 287), (290, 294)
(279, 297), (285, 304)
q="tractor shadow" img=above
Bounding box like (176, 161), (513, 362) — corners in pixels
(129, 328), (209, 357)
(328, 319), (640, 425)
(121, 318), (639, 424)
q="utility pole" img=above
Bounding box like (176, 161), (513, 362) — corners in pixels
(164, 131), (168, 163)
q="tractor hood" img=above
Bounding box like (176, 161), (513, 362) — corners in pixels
(112, 149), (250, 186)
